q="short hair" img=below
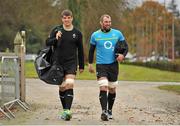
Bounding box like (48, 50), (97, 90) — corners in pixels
(100, 14), (111, 22)
(61, 9), (73, 17)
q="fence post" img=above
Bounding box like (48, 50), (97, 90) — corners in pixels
(14, 31), (26, 102)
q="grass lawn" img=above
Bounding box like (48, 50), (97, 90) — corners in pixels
(26, 61), (180, 82)
(24, 61), (180, 94)
(118, 64), (180, 82)
(25, 61), (38, 78)
(158, 85), (180, 95)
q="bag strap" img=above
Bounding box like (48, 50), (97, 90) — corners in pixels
(49, 26), (63, 65)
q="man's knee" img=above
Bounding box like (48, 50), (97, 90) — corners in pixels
(59, 78), (74, 90)
(65, 78), (74, 84)
(98, 79), (108, 86)
(65, 79), (74, 89)
(108, 87), (116, 93)
(98, 79), (108, 91)
(108, 81), (118, 93)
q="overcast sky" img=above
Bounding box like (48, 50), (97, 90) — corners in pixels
(158, 0), (180, 10)
(135, 0), (180, 11)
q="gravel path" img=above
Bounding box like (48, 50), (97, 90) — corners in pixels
(1, 79), (180, 125)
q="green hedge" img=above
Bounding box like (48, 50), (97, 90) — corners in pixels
(123, 61), (180, 73)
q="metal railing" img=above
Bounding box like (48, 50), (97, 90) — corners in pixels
(0, 56), (29, 119)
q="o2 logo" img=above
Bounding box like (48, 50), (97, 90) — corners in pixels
(104, 41), (112, 49)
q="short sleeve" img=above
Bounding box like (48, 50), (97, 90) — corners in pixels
(90, 33), (96, 45)
(118, 31), (125, 41)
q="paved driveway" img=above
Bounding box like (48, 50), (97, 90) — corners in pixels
(1, 79), (180, 125)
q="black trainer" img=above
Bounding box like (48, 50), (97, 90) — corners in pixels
(101, 110), (109, 121)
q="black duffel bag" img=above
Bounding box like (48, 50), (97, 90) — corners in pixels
(34, 47), (64, 85)
(114, 40), (128, 58)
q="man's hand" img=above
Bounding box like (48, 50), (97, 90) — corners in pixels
(79, 69), (84, 74)
(116, 54), (124, 62)
(56, 31), (62, 40)
(88, 64), (95, 73)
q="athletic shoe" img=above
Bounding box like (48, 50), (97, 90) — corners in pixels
(101, 110), (109, 121)
(60, 109), (72, 121)
(108, 110), (113, 119)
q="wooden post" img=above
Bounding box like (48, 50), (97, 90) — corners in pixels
(20, 31), (26, 102)
(14, 31), (26, 102)
(20, 44), (25, 102)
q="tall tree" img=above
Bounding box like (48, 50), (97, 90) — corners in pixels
(122, 1), (173, 60)
(0, 0), (61, 53)
(0, 0), (131, 58)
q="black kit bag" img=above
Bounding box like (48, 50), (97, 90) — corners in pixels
(34, 46), (64, 85)
(114, 40), (128, 58)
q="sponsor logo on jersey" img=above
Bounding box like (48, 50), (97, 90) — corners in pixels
(104, 41), (112, 49)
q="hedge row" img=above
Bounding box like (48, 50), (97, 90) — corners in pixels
(123, 61), (180, 73)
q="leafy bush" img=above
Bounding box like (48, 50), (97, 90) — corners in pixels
(123, 61), (180, 72)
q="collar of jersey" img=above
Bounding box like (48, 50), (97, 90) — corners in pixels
(100, 28), (111, 33)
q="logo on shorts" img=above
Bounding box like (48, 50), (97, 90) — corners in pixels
(104, 41), (112, 49)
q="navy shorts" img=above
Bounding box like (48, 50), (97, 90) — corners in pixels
(62, 60), (77, 75)
(96, 62), (119, 82)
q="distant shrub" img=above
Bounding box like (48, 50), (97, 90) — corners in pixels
(123, 61), (180, 72)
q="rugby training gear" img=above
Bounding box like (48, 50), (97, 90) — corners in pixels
(65, 78), (74, 84)
(60, 109), (72, 121)
(108, 93), (116, 111)
(108, 81), (118, 88)
(46, 25), (84, 69)
(90, 28), (125, 64)
(64, 89), (73, 110)
(101, 110), (109, 121)
(99, 91), (108, 111)
(114, 40), (128, 58)
(108, 110), (113, 119)
(97, 79), (108, 87)
(59, 91), (66, 109)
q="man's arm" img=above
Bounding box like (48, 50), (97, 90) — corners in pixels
(88, 44), (96, 64)
(46, 26), (62, 46)
(121, 40), (128, 57)
(46, 38), (57, 46)
(88, 44), (96, 73)
(77, 32), (84, 71)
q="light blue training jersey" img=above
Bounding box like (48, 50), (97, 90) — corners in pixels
(90, 28), (125, 64)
